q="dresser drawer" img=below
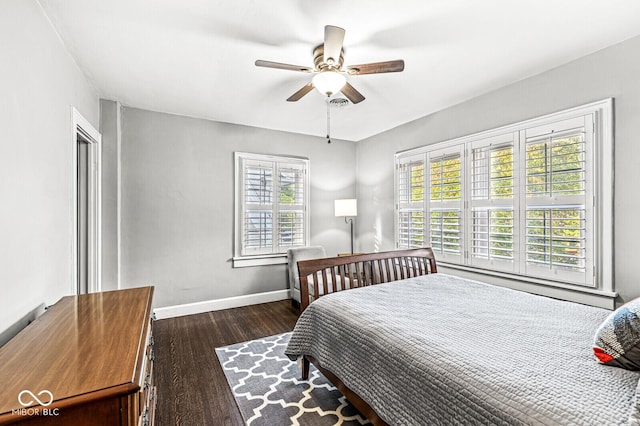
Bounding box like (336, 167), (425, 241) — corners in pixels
(137, 318), (155, 425)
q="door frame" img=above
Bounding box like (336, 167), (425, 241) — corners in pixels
(71, 107), (102, 294)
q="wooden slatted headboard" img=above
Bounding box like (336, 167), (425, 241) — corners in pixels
(296, 247), (438, 312)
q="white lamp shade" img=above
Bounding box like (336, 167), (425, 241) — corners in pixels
(334, 199), (357, 217)
(313, 71), (346, 96)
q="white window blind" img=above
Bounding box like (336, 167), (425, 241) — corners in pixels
(277, 164), (306, 248)
(522, 116), (592, 284)
(244, 161), (274, 252)
(525, 207), (586, 270)
(394, 100), (613, 292)
(471, 142), (514, 201)
(430, 154), (462, 202)
(471, 208), (514, 261)
(430, 209), (462, 254)
(428, 148), (464, 262)
(235, 153), (309, 259)
(397, 156), (425, 249)
(469, 134), (517, 272)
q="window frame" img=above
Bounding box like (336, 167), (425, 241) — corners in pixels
(233, 152), (310, 268)
(394, 99), (614, 296)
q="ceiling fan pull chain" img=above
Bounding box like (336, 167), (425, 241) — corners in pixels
(326, 96), (331, 144)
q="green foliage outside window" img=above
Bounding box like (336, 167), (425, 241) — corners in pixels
(408, 136), (585, 267)
(527, 136), (584, 196)
(431, 157), (461, 201)
(489, 147), (513, 199)
(526, 208), (584, 268)
(279, 171), (299, 204)
(411, 164), (424, 202)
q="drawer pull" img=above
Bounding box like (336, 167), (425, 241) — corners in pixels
(144, 373), (151, 390)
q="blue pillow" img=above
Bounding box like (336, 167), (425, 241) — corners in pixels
(593, 298), (640, 370)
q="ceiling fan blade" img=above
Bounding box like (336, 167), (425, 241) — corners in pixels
(255, 60), (313, 73)
(340, 82), (365, 104)
(347, 60), (405, 75)
(323, 25), (346, 66)
(286, 83), (315, 102)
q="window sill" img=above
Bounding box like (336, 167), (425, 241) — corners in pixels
(232, 254), (287, 268)
(439, 263), (617, 310)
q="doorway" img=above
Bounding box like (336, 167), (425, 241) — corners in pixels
(72, 108), (101, 295)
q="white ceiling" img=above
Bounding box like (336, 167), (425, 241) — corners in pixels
(39, 0), (640, 142)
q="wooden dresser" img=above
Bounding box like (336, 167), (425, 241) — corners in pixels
(0, 287), (155, 425)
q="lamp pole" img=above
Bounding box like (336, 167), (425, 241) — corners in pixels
(345, 217), (354, 254)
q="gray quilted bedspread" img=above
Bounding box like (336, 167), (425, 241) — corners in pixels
(285, 274), (640, 425)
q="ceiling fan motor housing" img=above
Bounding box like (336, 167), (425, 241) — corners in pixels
(313, 44), (344, 71)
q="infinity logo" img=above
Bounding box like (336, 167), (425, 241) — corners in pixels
(18, 390), (53, 407)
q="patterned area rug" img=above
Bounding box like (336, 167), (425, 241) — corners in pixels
(215, 332), (370, 426)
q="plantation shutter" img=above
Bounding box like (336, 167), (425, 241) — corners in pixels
(243, 159), (274, 255)
(238, 155), (308, 256)
(468, 133), (517, 272)
(428, 146), (464, 263)
(277, 163), (305, 248)
(397, 155), (425, 248)
(395, 100), (612, 292)
(522, 115), (593, 285)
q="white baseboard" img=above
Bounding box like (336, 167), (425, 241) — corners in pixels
(153, 289), (291, 320)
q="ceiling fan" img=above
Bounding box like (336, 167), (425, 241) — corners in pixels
(255, 25), (405, 104)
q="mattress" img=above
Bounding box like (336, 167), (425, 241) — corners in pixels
(285, 274), (640, 425)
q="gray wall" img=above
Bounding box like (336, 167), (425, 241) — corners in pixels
(0, 0), (99, 339)
(99, 100), (120, 291)
(120, 108), (356, 308)
(356, 34), (640, 305)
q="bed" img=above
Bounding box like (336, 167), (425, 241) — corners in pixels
(284, 248), (640, 425)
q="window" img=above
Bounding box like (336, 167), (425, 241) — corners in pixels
(469, 134), (517, 273)
(397, 155), (425, 248)
(234, 153), (309, 266)
(523, 117), (592, 284)
(428, 147), (464, 263)
(395, 100), (613, 292)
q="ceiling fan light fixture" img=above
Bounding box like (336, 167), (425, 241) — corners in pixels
(312, 71), (346, 96)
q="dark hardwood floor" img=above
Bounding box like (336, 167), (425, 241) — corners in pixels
(153, 300), (300, 426)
